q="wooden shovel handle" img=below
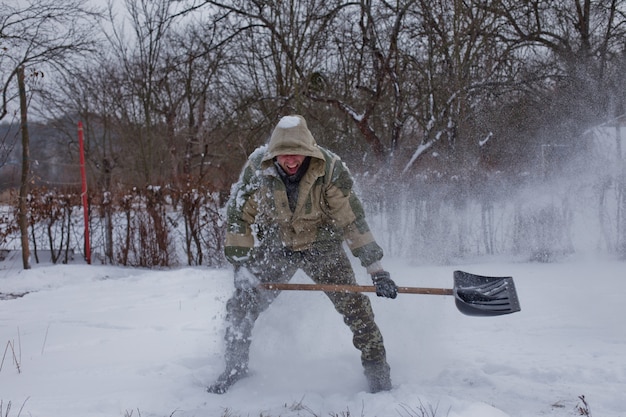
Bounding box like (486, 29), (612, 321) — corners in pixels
(258, 282), (453, 296)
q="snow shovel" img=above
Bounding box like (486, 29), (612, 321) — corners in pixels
(258, 270), (520, 317)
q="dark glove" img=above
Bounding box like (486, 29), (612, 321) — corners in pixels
(225, 246), (252, 267)
(371, 270), (398, 299)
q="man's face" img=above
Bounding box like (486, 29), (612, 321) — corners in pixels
(276, 154), (306, 175)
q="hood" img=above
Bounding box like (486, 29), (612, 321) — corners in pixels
(263, 115), (325, 162)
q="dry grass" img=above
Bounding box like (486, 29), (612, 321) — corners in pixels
(0, 398), (29, 417)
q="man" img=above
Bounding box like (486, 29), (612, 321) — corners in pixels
(208, 115), (398, 394)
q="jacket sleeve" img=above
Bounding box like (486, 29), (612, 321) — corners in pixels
(324, 158), (384, 268)
(224, 159), (259, 266)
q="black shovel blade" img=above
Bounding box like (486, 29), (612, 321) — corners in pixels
(453, 270), (521, 316)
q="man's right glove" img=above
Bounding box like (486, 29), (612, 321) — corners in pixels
(371, 270), (398, 299)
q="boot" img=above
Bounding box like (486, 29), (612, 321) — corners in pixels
(208, 307), (254, 394)
(206, 363), (248, 394)
(363, 359), (392, 393)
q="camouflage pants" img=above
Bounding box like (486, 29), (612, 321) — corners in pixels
(221, 242), (388, 373)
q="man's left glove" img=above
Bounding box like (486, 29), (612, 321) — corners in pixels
(371, 270), (398, 299)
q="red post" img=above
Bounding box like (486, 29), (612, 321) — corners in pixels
(78, 121), (91, 264)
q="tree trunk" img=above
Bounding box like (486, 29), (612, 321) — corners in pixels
(17, 66), (31, 269)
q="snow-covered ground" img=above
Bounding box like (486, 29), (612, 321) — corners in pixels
(1, 253), (624, 417)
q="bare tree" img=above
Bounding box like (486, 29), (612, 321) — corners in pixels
(202, 0), (351, 133)
(302, 0), (418, 166)
(482, 0), (626, 135)
(101, 0), (178, 185)
(0, 0), (101, 268)
(16, 67), (30, 268)
(0, 0), (101, 121)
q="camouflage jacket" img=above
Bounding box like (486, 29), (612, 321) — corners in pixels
(224, 118), (383, 269)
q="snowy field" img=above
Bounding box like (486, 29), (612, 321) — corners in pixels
(1, 253), (625, 417)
